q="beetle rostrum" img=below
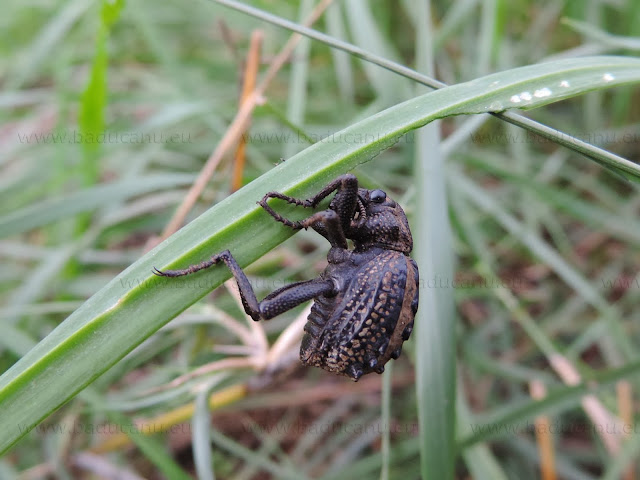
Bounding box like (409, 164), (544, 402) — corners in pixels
(153, 174), (419, 381)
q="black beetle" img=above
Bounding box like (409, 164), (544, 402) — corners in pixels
(153, 174), (419, 381)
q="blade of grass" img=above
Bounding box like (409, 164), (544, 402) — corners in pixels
(0, 174), (196, 238)
(9, 0), (93, 89)
(562, 17), (640, 51)
(193, 379), (222, 480)
(343, 0), (405, 103)
(290, 398), (353, 468)
(325, 3), (355, 103)
(602, 431), (640, 480)
(433, 0), (480, 52)
(504, 436), (596, 480)
(458, 152), (640, 244)
(616, 381), (635, 480)
(283, 0), (312, 160)
(2, 57), (640, 454)
(107, 411), (193, 480)
(210, 428), (308, 480)
(452, 168), (634, 362)
(413, 2), (456, 478)
(379, 362), (391, 480)
(91, 384), (247, 453)
(458, 359), (640, 447)
(78, 0), (124, 192)
(477, 0), (496, 75)
(324, 438), (419, 479)
(450, 178), (627, 454)
(2, 245), (74, 326)
(457, 385), (509, 480)
(0, 323), (37, 358)
(210, 0), (640, 180)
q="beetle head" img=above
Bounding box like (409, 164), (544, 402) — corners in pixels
(350, 188), (413, 254)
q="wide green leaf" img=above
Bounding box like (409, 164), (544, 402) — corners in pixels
(1, 56), (640, 453)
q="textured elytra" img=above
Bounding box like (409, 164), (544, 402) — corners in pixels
(302, 248), (419, 379)
(154, 174), (419, 381)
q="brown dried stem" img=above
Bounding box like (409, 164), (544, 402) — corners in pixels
(231, 30), (263, 192)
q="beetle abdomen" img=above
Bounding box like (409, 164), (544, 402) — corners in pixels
(301, 250), (418, 380)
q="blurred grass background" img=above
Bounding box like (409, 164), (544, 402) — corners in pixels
(1, 0), (640, 478)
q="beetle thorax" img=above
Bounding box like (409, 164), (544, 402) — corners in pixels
(350, 189), (413, 254)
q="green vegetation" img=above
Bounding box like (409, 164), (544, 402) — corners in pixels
(1, 0), (639, 478)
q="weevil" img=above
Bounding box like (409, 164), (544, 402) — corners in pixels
(153, 174), (419, 381)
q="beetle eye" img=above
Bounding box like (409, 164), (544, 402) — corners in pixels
(370, 189), (386, 203)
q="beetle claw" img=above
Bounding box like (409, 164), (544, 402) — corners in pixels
(348, 364), (364, 381)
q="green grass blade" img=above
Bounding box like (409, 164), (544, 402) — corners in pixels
(434, 0), (480, 52)
(0, 323), (37, 358)
(3, 245), (74, 326)
(210, 429), (306, 480)
(458, 359), (640, 447)
(193, 380), (221, 480)
(325, 4), (355, 103)
(9, 0), (93, 89)
(460, 153), (640, 244)
(107, 411), (193, 480)
(379, 363), (391, 480)
(413, 2), (456, 478)
(0, 174), (196, 238)
(1, 56), (640, 454)
(562, 17), (640, 51)
(283, 0), (312, 160)
(457, 388), (508, 480)
(602, 430), (640, 480)
(210, 0), (640, 179)
(343, 0), (403, 103)
(452, 169), (634, 360)
(78, 0), (124, 190)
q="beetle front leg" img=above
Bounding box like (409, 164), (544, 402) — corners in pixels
(258, 174), (359, 232)
(297, 210), (348, 249)
(253, 207), (349, 249)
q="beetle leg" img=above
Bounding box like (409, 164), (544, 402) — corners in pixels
(154, 250), (263, 320)
(307, 173), (358, 210)
(258, 278), (335, 320)
(261, 174), (358, 209)
(259, 174), (359, 233)
(153, 250), (334, 322)
(298, 210), (349, 249)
